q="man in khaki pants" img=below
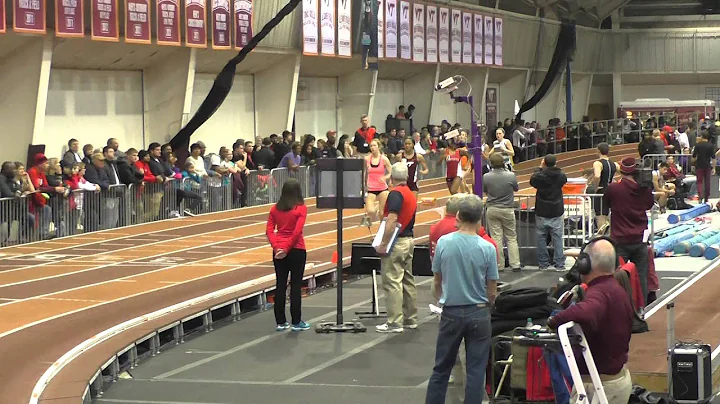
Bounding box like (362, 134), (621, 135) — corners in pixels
(375, 163), (418, 333)
(483, 154), (521, 271)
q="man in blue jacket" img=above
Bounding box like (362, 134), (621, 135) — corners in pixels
(530, 154), (567, 270)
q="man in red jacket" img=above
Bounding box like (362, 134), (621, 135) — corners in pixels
(603, 157), (655, 308)
(27, 153), (66, 239)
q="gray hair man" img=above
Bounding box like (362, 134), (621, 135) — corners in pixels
(483, 153), (520, 271)
(548, 239), (634, 404)
(426, 194), (498, 404)
(375, 162), (418, 333)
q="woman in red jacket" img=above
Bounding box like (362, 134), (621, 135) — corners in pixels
(266, 178), (309, 331)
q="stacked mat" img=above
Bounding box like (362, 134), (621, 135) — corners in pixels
(491, 288), (561, 336)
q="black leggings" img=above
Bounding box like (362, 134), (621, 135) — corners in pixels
(273, 248), (307, 325)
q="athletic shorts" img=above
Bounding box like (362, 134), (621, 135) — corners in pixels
(593, 188), (609, 216)
(368, 189), (388, 196)
(408, 182), (419, 192)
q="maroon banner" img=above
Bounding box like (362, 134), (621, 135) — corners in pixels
(157, 0), (180, 45)
(185, 0), (207, 47)
(91, 0), (119, 41)
(55, 0), (84, 37)
(13, 0), (46, 34)
(0, 0), (6, 33)
(234, 0), (252, 48)
(125, 0), (150, 43)
(211, 0), (231, 49)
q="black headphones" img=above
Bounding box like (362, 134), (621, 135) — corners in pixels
(574, 236), (618, 275)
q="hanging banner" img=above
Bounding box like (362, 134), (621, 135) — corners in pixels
(483, 15), (493, 65)
(425, 5), (437, 63)
(55, 0), (84, 37)
(91, 0), (119, 41)
(438, 7), (448, 63)
(361, 0), (378, 70)
(486, 87), (497, 126)
(494, 16), (503, 66)
(211, 0), (231, 49)
(13, 0), (46, 33)
(384, 0), (397, 58)
(462, 11), (472, 64)
(398, 0), (410, 60)
(377, 0), (383, 58)
(411, 3), (424, 62)
(450, 9), (461, 63)
(234, 0), (252, 48)
(186, 0), (207, 47)
(125, 0), (150, 43)
(157, 0), (180, 45)
(337, 0), (351, 57)
(320, 0), (334, 55)
(473, 14), (482, 64)
(302, 0), (318, 55)
(0, 0), (4, 33)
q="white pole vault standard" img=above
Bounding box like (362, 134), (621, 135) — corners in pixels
(557, 321), (609, 404)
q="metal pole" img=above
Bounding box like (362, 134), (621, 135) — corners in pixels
(566, 60), (573, 122)
(336, 163), (344, 325)
(469, 95), (484, 197)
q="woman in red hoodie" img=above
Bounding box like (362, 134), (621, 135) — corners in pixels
(266, 178), (309, 332)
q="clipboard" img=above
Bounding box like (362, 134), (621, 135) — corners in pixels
(371, 218), (402, 254)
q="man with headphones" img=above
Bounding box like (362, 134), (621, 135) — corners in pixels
(548, 237), (634, 404)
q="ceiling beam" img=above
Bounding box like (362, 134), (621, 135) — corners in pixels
(620, 13), (720, 22)
(624, 2), (701, 9)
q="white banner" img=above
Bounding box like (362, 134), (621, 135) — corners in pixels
(494, 16), (503, 66)
(462, 11), (472, 64)
(473, 14), (482, 64)
(412, 3), (424, 62)
(438, 7), (449, 63)
(399, 0), (410, 59)
(377, 0), (384, 58)
(484, 15), (493, 65)
(385, 0), (397, 58)
(450, 9), (461, 63)
(425, 5), (437, 63)
(337, 0), (351, 57)
(320, 0), (335, 55)
(302, 0), (318, 55)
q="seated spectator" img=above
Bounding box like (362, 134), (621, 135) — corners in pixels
(27, 154), (64, 239)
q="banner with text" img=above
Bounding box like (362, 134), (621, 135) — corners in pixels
(494, 17), (503, 66)
(234, 0), (252, 48)
(92, 0), (119, 41)
(157, 0), (180, 45)
(125, 0), (150, 43)
(55, 0), (83, 37)
(450, 8), (460, 63)
(337, 0), (351, 57)
(320, 0), (334, 55)
(462, 11), (472, 64)
(425, 5), (437, 63)
(399, 0), (410, 59)
(473, 14), (482, 64)
(411, 3), (423, 62)
(377, 0), (384, 58)
(438, 7), (448, 63)
(302, 0), (318, 54)
(211, 0), (231, 48)
(483, 15), (492, 65)
(14, 0), (46, 34)
(0, 0), (5, 32)
(361, 0), (378, 70)
(185, 0), (207, 47)
(384, 0), (397, 58)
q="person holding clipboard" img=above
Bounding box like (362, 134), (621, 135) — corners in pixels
(373, 162), (419, 333)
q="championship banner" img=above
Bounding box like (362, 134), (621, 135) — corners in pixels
(473, 14), (482, 64)
(302, 0), (318, 55)
(319, 0), (334, 55)
(398, 0), (410, 60)
(234, 0), (252, 48)
(337, 0), (351, 57)
(0, 0), (5, 33)
(425, 5), (437, 63)
(438, 7), (448, 63)
(185, 0), (207, 47)
(377, 0), (384, 58)
(13, 0), (46, 34)
(55, 0), (84, 37)
(483, 15), (493, 65)
(450, 8), (461, 63)
(361, 0), (378, 70)
(91, 0), (119, 41)
(125, 0), (150, 44)
(411, 3), (424, 62)
(384, 0), (397, 58)
(462, 11), (472, 64)
(211, 0), (230, 48)
(494, 16), (503, 66)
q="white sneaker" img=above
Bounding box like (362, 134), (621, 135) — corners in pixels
(376, 323), (403, 333)
(170, 210), (181, 218)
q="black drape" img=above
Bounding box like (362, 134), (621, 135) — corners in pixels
(170, 0), (302, 165)
(515, 22), (576, 124)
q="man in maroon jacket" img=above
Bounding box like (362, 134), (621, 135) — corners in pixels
(603, 157), (654, 307)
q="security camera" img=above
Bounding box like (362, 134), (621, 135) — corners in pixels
(435, 76), (461, 92)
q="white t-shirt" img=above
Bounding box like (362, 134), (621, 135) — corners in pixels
(187, 156), (207, 176)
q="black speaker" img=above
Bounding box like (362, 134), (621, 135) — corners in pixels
(349, 243), (432, 276)
(670, 344), (712, 403)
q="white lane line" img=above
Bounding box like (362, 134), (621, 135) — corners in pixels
(660, 277), (688, 281)
(645, 257), (720, 319)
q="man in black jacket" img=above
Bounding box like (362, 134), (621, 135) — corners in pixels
(529, 154), (568, 271)
(117, 148), (144, 186)
(253, 138), (276, 170)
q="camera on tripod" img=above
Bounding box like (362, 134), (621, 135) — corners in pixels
(633, 160), (654, 189)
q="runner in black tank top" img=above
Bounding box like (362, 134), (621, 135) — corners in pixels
(592, 143), (619, 225)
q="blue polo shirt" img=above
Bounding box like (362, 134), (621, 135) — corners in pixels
(432, 232), (499, 306)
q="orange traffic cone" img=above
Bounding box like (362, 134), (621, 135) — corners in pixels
(331, 250), (338, 264)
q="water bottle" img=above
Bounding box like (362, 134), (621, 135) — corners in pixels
(525, 317), (534, 329)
